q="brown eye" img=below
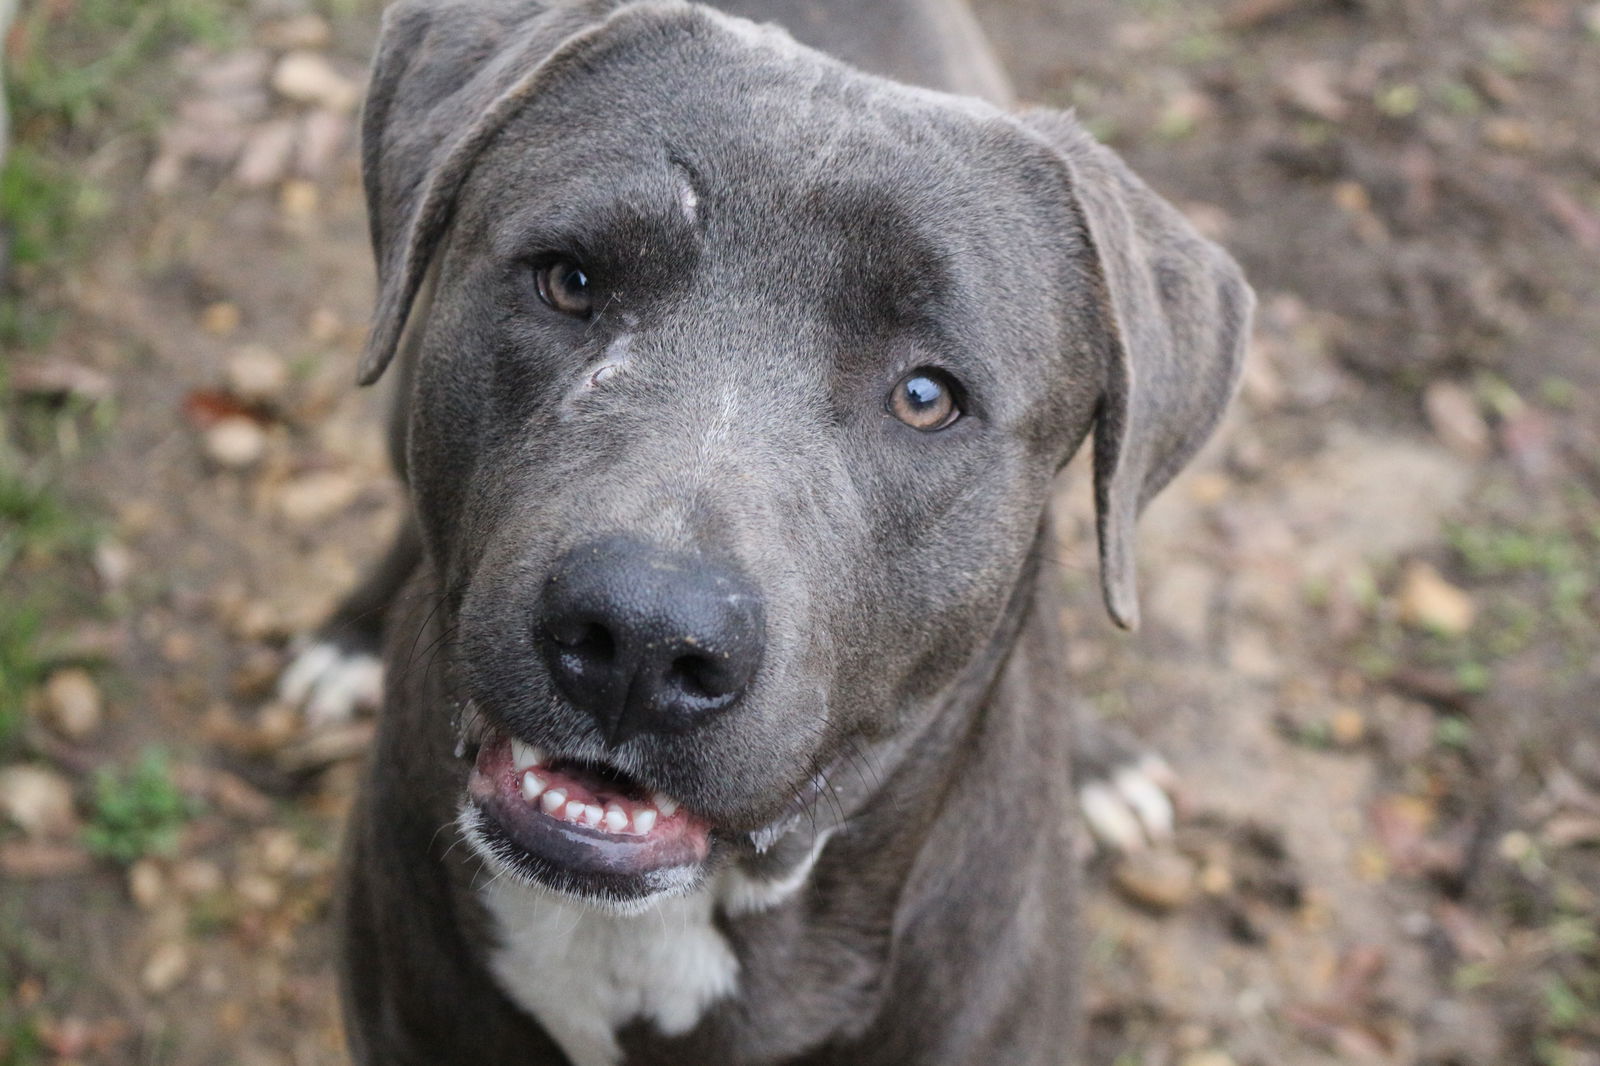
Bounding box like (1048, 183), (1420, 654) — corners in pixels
(888, 369), (961, 431)
(535, 258), (594, 317)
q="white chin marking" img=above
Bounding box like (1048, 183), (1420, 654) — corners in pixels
(718, 827), (836, 917)
(277, 640), (383, 726)
(1079, 755), (1178, 854)
(464, 806), (738, 1066)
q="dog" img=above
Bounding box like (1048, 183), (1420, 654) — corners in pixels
(285, 0), (1252, 1061)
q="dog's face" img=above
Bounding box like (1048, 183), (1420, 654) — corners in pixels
(362, 1), (1250, 908)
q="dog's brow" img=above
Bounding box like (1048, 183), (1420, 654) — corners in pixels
(494, 188), (693, 268)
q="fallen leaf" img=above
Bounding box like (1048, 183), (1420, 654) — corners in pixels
(0, 840), (92, 878)
(8, 361), (114, 403)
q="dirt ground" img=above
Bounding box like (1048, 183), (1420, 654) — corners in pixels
(2, 0), (1597, 1064)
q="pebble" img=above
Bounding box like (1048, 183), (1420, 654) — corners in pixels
(201, 301), (242, 336)
(236, 872), (284, 910)
(254, 828), (300, 875)
(279, 179), (320, 218)
(1199, 861), (1234, 895)
(1227, 626), (1282, 681)
(141, 941), (192, 995)
(1186, 472), (1231, 505)
(172, 859), (225, 897)
(204, 416), (269, 470)
(1397, 561), (1476, 636)
(162, 630), (198, 665)
(1146, 561), (1216, 647)
(128, 858), (167, 910)
(271, 51), (361, 112)
(230, 600), (290, 643)
(211, 772), (275, 821)
(1329, 707), (1366, 747)
(1278, 60), (1348, 123)
(296, 109), (350, 179)
(277, 470), (359, 524)
(307, 307), (343, 343)
(226, 345), (290, 405)
(0, 765), (77, 839)
(231, 647), (283, 700)
(233, 118), (299, 189)
(93, 539), (134, 594)
(42, 668), (103, 740)
(1112, 846), (1197, 912)
(1422, 380), (1490, 458)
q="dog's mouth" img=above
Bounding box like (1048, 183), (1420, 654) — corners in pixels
(464, 726), (714, 905)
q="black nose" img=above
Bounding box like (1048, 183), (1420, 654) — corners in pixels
(538, 536), (766, 747)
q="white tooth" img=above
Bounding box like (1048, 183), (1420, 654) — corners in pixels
(653, 793), (679, 817)
(580, 804), (603, 828)
(541, 789), (567, 814)
(603, 805), (628, 832)
(530, 745), (549, 765)
(520, 771), (546, 802)
(511, 739), (535, 770)
(562, 801), (585, 823)
(632, 808), (656, 834)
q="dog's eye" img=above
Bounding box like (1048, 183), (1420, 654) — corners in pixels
(888, 369), (961, 432)
(534, 258), (594, 318)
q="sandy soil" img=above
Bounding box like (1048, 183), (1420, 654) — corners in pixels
(3, 1), (1597, 1064)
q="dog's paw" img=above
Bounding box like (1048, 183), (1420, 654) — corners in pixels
(278, 638), (384, 727)
(1076, 751), (1178, 855)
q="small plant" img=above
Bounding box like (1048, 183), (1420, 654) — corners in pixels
(82, 749), (199, 865)
(0, 603), (44, 751)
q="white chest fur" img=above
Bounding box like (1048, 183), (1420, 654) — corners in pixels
(481, 879), (740, 1066)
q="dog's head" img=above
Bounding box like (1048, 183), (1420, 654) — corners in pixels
(361, 0), (1251, 908)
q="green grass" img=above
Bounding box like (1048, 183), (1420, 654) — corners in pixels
(0, 145), (79, 270)
(0, 897), (55, 1066)
(0, 413), (99, 750)
(6, 0), (242, 132)
(1346, 480), (1600, 699)
(81, 749), (200, 865)
(1, 0), (248, 341)
(0, 602), (44, 751)
(0, 443), (60, 747)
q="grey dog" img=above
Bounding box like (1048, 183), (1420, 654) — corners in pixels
(290, 0), (1252, 1061)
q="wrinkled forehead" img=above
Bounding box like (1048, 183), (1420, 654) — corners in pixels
(468, 7), (1064, 286)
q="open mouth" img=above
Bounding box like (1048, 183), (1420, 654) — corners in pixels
(464, 727), (714, 904)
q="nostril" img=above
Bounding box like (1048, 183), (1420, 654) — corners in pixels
(550, 621), (616, 662)
(666, 653), (733, 705)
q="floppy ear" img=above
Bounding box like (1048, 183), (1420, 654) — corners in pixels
(356, 0), (631, 385)
(1019, 109), (1253, 631)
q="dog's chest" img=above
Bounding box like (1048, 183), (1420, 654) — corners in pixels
(481, 880), (740, 1066)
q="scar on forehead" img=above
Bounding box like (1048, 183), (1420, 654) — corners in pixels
(672, 161), (699, 224)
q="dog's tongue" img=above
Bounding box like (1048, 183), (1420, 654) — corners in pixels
(469, 733), (711, 874)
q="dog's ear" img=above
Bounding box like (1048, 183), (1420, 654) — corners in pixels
(1018, 109), (1253, 630)
(356, 0), (629, 385)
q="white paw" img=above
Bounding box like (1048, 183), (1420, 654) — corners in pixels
(1078, 754), (1178, 854)
(277, 640), (383, 727)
